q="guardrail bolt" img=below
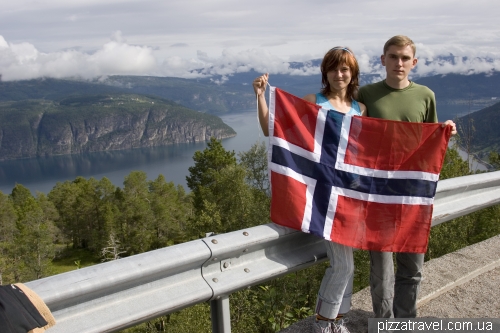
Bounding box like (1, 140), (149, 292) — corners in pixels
(212, 257), (218, 261)
(211, 239), (218, 244)
(244, 268), (250, 273)
(223, 262), (229, 268)
(243, 249), (248, 252)
(243, 231), (249, 236)
(213, 278), (219, 283)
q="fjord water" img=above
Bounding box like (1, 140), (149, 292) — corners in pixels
(0, 104), (486, 195)
(0, 110), (266, 194)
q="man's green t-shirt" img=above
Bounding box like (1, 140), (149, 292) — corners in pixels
(357, 80), (437, 123)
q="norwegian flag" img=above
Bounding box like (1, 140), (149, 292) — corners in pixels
(268, 87), (451, 253)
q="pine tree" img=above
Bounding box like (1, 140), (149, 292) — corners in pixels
(148, 175), (190, 247)
(10, 185), (59, 280)
(119, 171), (155, 254)
(0, 191), (17, 284)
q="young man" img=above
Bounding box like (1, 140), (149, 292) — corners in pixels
(357, 35), (457, 318)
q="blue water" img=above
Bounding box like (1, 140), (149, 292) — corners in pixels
(0, 103), (489, 195)
(0, 110), (267, 194)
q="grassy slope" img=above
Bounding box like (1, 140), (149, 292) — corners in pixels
(51, 247), (101, 275)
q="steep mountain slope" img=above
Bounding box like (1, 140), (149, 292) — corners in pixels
(0, 94), (235, 160)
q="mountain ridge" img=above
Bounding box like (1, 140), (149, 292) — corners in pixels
(2, 71), (499, 114)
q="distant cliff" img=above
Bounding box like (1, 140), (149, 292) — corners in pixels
(456, 100), (500, 158)
(0, 94), (236, 161)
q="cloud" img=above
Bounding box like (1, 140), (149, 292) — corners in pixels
(0, 32), (157, 81)
(1, 32), (500, 82)
(64, 14), (78, 22)
(1, 0), (499, 84)
(196, 49), (291, 75)
(170, 43), (189, 48)
(200, 10), (253, 19)
(154, 49), (293, 79)
(415, 56), (500, 77)
(0, 36), (9, 49)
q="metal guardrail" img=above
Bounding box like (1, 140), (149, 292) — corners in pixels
(25, 171), (500, 333)
(432, 171), (500, 225)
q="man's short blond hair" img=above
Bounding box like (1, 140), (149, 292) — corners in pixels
(383, 35), (416, 56)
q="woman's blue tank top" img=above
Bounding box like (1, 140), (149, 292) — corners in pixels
(315, 93), (362, 116)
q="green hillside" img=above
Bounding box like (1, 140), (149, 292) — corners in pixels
(456, 100), (500, 157)
(103, 76), (255, 113)
(415, 72), (500, 112)
(0, 76), (255, 114)
(0, 78), (124, 101)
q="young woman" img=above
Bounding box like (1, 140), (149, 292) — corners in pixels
(252, 47), (366, 333)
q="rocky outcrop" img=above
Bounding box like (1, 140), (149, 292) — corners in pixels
(0, 97), (236, 161)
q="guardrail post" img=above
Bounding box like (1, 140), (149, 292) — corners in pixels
(210, 295), (231, 333)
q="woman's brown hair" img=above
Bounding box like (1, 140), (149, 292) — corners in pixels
(320, 47), (360, 101)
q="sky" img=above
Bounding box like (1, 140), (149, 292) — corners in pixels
(1, 0), (500, 81)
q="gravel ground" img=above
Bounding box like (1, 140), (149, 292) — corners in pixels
(418, 266), (500, 318)
(280, 235), (500, 333)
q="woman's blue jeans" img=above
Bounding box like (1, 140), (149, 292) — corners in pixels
(315, 240), (354, 319)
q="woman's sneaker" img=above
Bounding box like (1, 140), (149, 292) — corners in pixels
(314, 319), (334, 333)
(332, 318), (351, 333)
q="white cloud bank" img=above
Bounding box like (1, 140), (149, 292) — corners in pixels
(0, 33), (499, 82)
(0, 33), (157, 81)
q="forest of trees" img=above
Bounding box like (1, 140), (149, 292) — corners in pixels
(0, 138), (499, 332)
